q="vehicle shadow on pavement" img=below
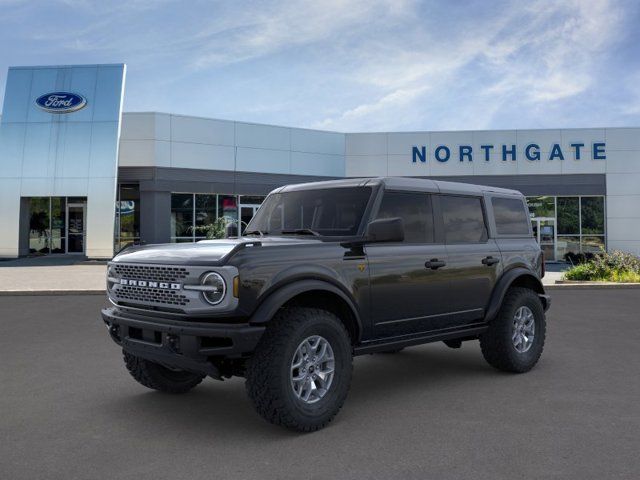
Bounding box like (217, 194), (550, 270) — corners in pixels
(349, 345), (495, 400)
(99, 344), (496, 437)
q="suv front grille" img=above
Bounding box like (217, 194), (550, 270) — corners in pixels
(110, 263), (193, 309)
(113, 264), (189, 283)
(113, 285), (190, 306)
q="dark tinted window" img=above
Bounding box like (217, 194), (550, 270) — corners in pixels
(246, 187), (372, 236)
(375, 191), (434, 243)
(557, 197), (579, 234)
(441, 195), (487, 243)
(492, 197), (530, 235)
(580, 197), (604, 234)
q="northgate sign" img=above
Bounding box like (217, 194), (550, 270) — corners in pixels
(412, 142), (606, 163)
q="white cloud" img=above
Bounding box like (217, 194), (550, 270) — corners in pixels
(316, 0), (626, 130)
(190, 0), (416, 69)
(0, 0), (633, 131)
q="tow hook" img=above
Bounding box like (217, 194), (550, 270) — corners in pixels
(107, 323), (121, 343)
(166, 334), (180, 353)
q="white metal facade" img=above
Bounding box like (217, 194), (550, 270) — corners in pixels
(0, 64), (125, 258)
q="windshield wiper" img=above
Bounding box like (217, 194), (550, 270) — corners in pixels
(244, 230), (268, 237)
(281, 228), (321, 237)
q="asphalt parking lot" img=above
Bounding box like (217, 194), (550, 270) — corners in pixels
(2, 289), (639, 480)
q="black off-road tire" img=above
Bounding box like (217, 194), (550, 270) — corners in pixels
(245, 307), (353, 432)
(123, 351), (205, 394)
(479, 287), (546, 373)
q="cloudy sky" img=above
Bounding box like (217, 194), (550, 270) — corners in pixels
(1, 0), (639, 131)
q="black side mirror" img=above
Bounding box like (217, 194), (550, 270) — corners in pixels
(365, 217), (404, 243)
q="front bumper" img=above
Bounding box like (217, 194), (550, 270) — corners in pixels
(101, 306), (265, 377)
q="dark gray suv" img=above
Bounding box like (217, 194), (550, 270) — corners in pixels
(102, 177), (550, 431)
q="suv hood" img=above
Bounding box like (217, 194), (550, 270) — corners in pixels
(112, 237), (324, 266)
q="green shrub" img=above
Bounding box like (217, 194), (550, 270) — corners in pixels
(563, 264), (594, 281)
(563, 250), (640, 282)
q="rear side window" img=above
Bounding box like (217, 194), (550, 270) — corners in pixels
(492, 197), (530, 235)
(375, 191), (434, 243)
(441, 195), (487, 243)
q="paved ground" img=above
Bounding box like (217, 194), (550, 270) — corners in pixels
(543, 262), (569, 285)
(0, 257), (106, 293)
(2, 290), (639, 480)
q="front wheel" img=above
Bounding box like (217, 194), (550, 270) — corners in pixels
(245, 307), (353, 432)
(479, 287), (546, 373)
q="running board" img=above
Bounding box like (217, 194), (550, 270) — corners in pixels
(353, 324), (488, 355)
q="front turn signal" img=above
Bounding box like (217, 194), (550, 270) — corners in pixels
(233, 276), (239, 298)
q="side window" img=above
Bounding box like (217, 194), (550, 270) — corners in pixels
(375, 191), (434, 243)
(441, 195), (487, 244)
(492, 197), (530, 235)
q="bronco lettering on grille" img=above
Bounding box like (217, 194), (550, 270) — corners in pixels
(119, 279), (181, 290)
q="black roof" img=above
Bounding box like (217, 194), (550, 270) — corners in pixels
(276, 177), (523, 197)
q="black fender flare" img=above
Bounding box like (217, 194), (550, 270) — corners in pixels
(248, 279), (363, 341)
(484, 268), (546, 322)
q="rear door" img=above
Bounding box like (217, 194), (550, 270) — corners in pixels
(366, 190), (451, 337)
(440, 194), (501, 326)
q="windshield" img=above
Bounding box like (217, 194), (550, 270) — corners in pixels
(245, 187), (373, 237)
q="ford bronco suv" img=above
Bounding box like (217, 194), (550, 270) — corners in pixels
(102, 177), (550, 432)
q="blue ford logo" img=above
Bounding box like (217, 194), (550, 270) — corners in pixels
(35, 92), (87, 113)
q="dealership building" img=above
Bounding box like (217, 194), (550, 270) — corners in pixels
(1, 63), (639, 260)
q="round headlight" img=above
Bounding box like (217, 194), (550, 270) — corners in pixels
(201, 272), (226, 305)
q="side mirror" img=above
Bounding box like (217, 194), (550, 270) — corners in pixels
(365, 217), (404, 243)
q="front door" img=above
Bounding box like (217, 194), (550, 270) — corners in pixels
(367, 243), (450, 337)
(66, 203), (86, 254)
(531, 217), (556, 261)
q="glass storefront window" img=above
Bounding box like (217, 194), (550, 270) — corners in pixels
(239, 195), (266, 234)
(171, 193), (264, 243)
(169, 193), (263, 242)
(29, 197), (50, 254)
(557, 197), (579, 235)
(218, 195), (239, 236)
(240, 195), (265, 205)
(50, 197), (66, 254)
(581, 197), (605, 234)
(527, 195), (606, 261)
(218, 195), (238, 220)
(557, 236), (580, 260)
(28, 196), (86, 255)
(195, 194), (217, 240)
(581, 236), (605, 254)
(526, 196), (555, 219)
(171, 194), (194, 239)
(114, 184), (140, 252)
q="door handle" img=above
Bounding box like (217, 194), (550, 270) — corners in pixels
(425, 258), (446, 270)
(482, 256), (500, 266)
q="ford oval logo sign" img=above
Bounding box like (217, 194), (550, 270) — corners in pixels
(35, 92), (87, 114)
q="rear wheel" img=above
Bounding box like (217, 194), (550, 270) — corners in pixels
(479, 287), (546, 373)
(123, 351), (205, 394)
(245, 307), (353, 432)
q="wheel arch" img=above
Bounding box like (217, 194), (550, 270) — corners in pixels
(249, 279), (363, 344)
(485, 268), (546, 322)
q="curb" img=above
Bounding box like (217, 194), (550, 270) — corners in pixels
(546, 282), (640, 290)
(0, 290), (106, 296)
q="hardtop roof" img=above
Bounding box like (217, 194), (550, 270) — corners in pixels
(276, 177), (523, 197)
